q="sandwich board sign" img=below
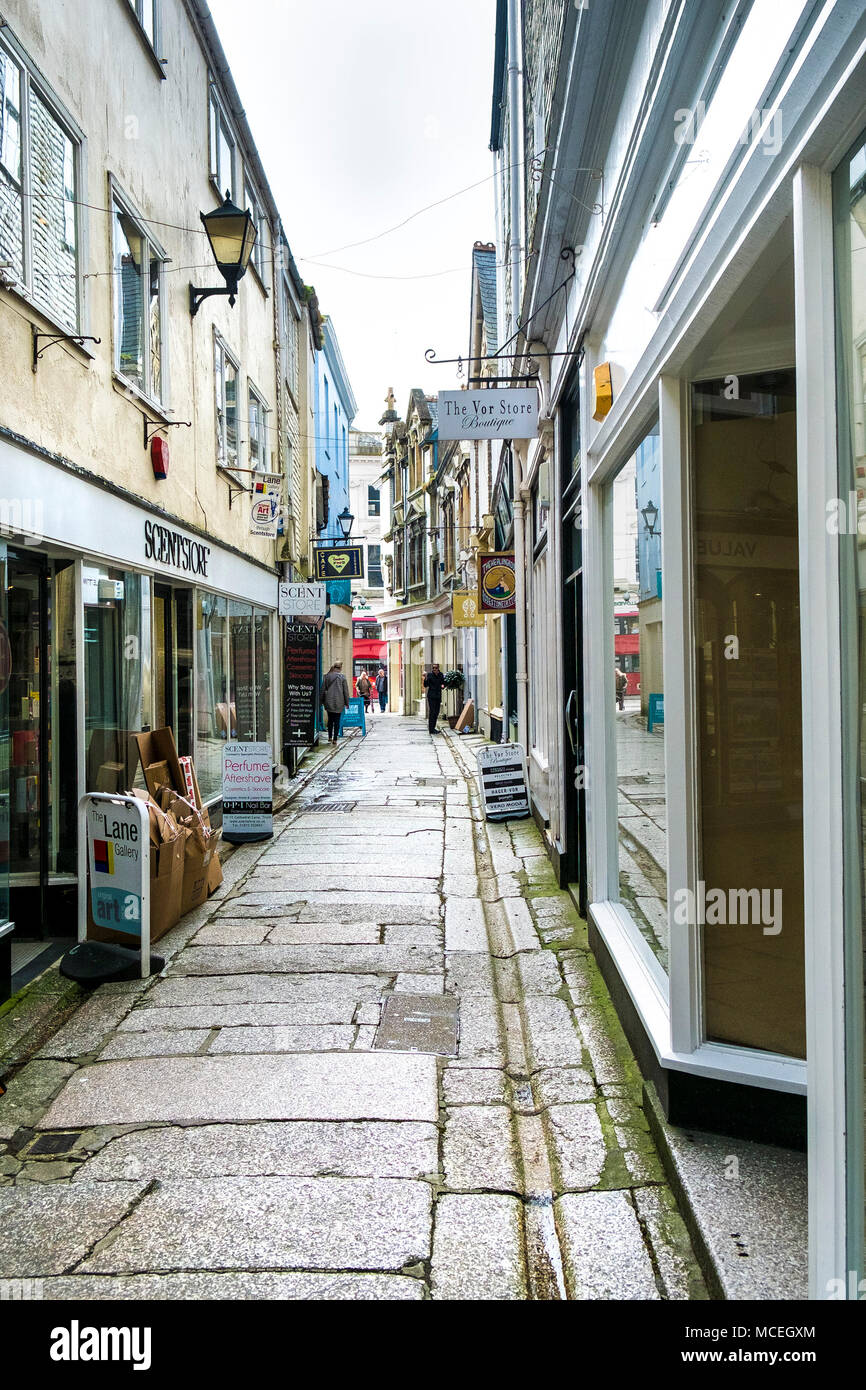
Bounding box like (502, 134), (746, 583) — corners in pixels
(222, 742), (273, 843)
(340, 696), (367, 738)
(78, 793), (151, 976)
(476, 743), (531, 821)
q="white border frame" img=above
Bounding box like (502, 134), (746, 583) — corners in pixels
(794, 162), (849, 1298)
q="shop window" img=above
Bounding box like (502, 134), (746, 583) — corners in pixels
(691, 370), (803, 1057)
(195, 591), (228, 802)
(607, 424), (668, 972)
(196, 594), (272, 803)
(84, 567), (152, 793)
(214, 333), (239, 474)
(0, 35), (80, 330)
(112, 192), (167, 404)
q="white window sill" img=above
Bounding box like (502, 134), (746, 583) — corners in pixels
(112, 371), (170, 420)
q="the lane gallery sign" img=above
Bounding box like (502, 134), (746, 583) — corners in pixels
(437, 389), (538, 441)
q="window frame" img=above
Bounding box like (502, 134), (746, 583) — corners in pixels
(0, 28), (84, 334)
(110, 177), (168, 409)
(208, 84), (236, 200)
(247, 379), (270, 474)
(244, 176), (267, 288)
(213, 329), (241, 477)
(367, 484), (381, 517)
(124, 0), (162, 61)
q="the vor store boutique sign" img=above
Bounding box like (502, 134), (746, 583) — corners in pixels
(437, 389), (538, 441)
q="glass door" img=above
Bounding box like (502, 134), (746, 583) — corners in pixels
(6, 552), (77, 942)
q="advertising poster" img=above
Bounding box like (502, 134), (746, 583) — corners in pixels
(478, 553), (516, 612)
(86, 799), (146, 934)
(284, 620), (319, 747)
(222, 741), (273, 842)
(476, 743), (530, 820)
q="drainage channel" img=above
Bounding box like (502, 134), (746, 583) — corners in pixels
(440, 731), (570, 1301)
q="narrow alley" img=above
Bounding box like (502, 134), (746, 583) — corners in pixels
(0, 717), (705, 1301)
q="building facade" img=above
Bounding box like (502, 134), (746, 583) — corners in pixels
(490, 0), (866, 1295)
(0, 0), (346, 999)
(313, 317), (357, 678)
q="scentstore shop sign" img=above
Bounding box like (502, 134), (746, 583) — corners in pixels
(144, 520), (210, 577)
(437, 389), (538, 441)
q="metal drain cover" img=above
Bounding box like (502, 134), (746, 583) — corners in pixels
(24, 1130), (84, 1158)
(373, 993), (459, 1057)
(300, 802), (357, 813)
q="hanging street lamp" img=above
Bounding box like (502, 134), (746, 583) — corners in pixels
(337, 506), (354, 540)
(189, 192), (257, 317)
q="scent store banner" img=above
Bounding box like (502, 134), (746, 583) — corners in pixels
(284, 620), (319, 747)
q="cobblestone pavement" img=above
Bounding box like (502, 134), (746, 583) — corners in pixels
(0, 716), (707, 1301)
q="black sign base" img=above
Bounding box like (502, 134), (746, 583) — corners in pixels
(60, 941), (164, 986)
(221, 830), (274, 844)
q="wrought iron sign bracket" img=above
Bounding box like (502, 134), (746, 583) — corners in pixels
(32, 327), (101, 372)
(142, 415), (191, 450)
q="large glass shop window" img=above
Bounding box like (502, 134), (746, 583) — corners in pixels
(195, 591), (228, 802)
(691, 371), (804, 1057)
(196, 594), (272, 801)
(83, 567), (151, 792)
(834, 129), (866, 1294)
(609, 423), (668, 972)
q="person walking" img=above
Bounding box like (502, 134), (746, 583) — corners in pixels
(375, 667), (388, 713)
(615, 665), (628, 712)
(357, 670), (373, 713)
(320, 660), (350, 744)
(423, 662), (445, 734)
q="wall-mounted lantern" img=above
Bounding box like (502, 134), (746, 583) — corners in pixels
(189, 192), (257, 317)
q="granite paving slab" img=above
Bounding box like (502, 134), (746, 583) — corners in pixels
(168, 944), (443, 977)
(34, 992), (140, 1060)
(40, 1052), (439, 1128)
(140, 974), (385, 1008)
(264, 923), (382, 945)
(555, 1190), (660, 1299)
(445, 899), (488, 952)
(208, 1025), (356, 1054)
(39, 1272), (425, 1300)
(0, 1181), (144, 1277)
(78, 1176), (433, 1274)
(430, 1194), (527, 1300)
(443, 1106), (520, 1193)
(74, 1120), (439, 1182)
(117, 1000), (361, 1031)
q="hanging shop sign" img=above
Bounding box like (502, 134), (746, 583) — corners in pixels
(452, 591), (485, 628)
(476, 743), (531, 821)
(222, 741), (273, 843)
(284, 620), (319, 747)
(249, 474), (283, 537)
(314, 545), (365, 580)
(437, 389), (539, 441)
(478, 553), (516, 612)
(279, 581), (327, 617)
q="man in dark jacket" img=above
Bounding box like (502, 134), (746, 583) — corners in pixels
(320, 661), (351, 743)
(375, 667), (388, 712)
(423, 662), (444, 734)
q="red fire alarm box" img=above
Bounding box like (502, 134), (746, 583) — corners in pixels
(151, 436), (170, 479)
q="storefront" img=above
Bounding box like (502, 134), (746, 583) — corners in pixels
(0, 436), (279, 1000)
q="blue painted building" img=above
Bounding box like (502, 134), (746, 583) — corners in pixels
(313, 315), (358, 686)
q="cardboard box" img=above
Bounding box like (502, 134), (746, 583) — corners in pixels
(131, 728), (203, 810)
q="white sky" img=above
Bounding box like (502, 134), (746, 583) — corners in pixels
(208, 0), (499, 431)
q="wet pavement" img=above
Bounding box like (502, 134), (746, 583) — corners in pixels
(0, 715), (707, 1300)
